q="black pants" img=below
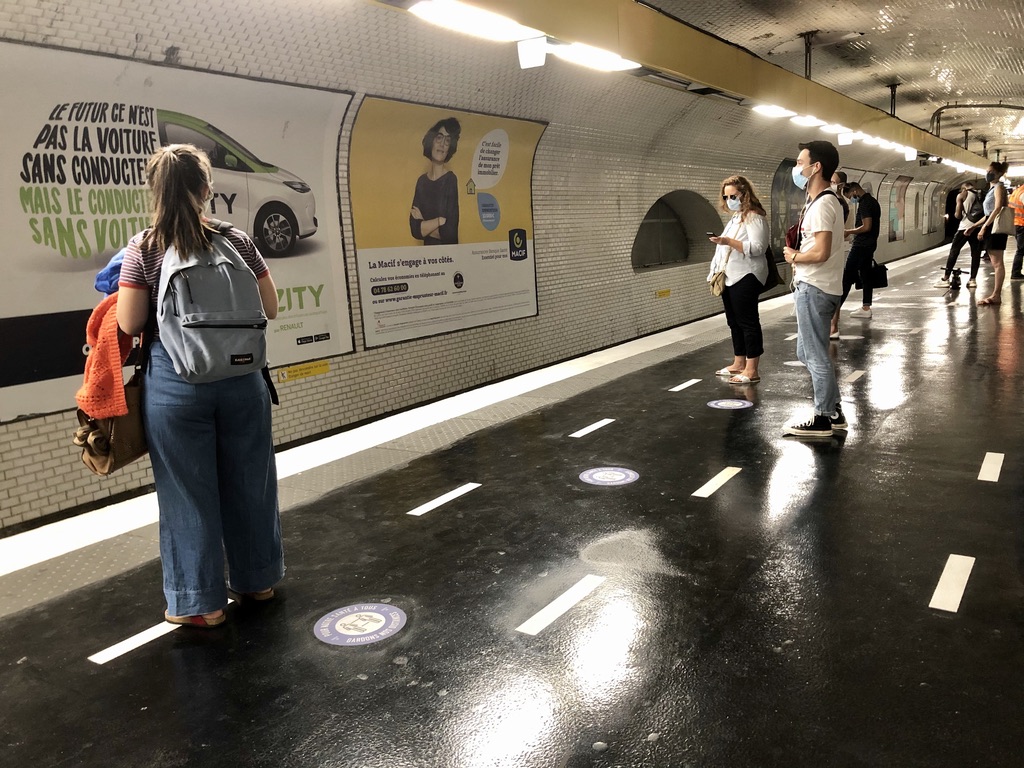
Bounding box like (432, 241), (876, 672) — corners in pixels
(944, 228), (982, 279)
(840, 244), (875, 307)
(722, 273), (764, 358)
(1012, 225), (1024, 277)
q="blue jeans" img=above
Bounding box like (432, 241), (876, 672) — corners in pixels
(793, 281), (841, 416)
(144, 341), (283, 616)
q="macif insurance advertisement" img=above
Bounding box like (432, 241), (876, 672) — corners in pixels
(349, 97), (544, 347)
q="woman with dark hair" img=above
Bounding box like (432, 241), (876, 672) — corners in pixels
(977, 161), (1010, 305)
(117, 144), (283, 627)
(708, 175), (770, 384)
(410, 117), (461, 245)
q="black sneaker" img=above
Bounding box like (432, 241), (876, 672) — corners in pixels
(782, 414), (833, 438)
(1011, 274), (1024, 281)
(830, 405), (848, 430)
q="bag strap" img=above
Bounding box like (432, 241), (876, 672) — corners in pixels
(204, 218), (280, 407)
(796, 188), (839, 234)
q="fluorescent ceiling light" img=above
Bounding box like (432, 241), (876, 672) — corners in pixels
(547, 42), (640, 72)
(752, 104), (796, 118)
(850, 132), (868, 141)
(409, 0), (542, 42)
(820, 123), (851, 134)
(790, 115), (826, 127)
(517, 36), (547, 68)
(837, 132), (854, 146)
(904, 147), (917, 161)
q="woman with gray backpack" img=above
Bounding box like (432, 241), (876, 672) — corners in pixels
(117, 144), (283, 628)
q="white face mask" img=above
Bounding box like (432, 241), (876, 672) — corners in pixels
(726, 197), (742, 211)
(831, 183), (839, 192)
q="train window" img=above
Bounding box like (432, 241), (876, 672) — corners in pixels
(632, 190), (721, 270)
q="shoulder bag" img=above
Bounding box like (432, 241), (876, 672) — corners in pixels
(760, 245), (782, 293)
(73, 335), (150, 476)
(993, 206), (1015, 236)
(709, 250), (729, 296)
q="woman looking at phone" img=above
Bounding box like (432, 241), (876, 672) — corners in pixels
(706, 175), (770, 384)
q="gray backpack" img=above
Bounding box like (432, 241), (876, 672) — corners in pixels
(965, 191), (985, 222)
(156, 224), (268, 383)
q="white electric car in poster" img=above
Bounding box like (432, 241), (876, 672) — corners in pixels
(157, 110), (317, 256)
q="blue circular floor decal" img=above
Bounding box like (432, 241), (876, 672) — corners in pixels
(707, 399), (753, 410)
(314, 603), (407, 646)
(579, 467), (640, 486)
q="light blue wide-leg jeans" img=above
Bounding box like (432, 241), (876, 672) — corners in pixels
(793, 281), (842, 417)
(143, 341), (283, 616)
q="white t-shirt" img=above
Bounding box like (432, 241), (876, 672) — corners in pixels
(958, 190), (980, 231)
(794, 192), (845, 296)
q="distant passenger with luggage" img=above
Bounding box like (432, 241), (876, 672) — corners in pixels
(831, 181), (881, 337)
(935, 182), (984, 289)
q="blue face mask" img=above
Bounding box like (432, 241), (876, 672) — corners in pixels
(791, 165), (809, 190)
(727, 197), (742, 211)
(851, 195), (860, 203)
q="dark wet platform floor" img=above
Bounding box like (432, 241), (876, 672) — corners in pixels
(3, 249), (1024, 767)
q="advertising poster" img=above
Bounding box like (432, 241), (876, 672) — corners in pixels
(349, 98), (544, 347)
(888, 175), (913, 242)
(770, 159), (806, 258)
(1, 43), (353, 421)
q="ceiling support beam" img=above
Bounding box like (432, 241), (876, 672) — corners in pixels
(461, 0), (984, 165)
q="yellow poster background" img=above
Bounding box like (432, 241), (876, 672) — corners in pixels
(350, 98), (545, 250)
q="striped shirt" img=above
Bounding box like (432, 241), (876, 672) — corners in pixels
(119, 226), (269, 306)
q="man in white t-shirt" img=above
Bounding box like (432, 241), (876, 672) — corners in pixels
(781, 140), (847, 438)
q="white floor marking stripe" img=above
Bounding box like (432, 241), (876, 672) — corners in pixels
(89, 598), (237, 665)
(669, 379), (700, 392)
(785, 333), (798, 340)
(515, 575), (606, 636)
(569, 418), (615, 438)
(928, 555), (976, 613)
(844, 370), (866, 383)
(89, 622), (180, 665)
(407, 482), (482, 516)
(909, 327), (923, 334)
(692, 467), (742, 498)
(978, 452), (1004, 482)
(906, 281), (915, 284)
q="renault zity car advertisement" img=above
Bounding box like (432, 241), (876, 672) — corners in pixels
(1, 42), (353, 420)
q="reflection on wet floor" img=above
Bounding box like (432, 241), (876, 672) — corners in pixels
(2, 251), (1024, 767)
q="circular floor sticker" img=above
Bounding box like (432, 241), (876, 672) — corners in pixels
(579, 467), (640, 486)
(707, 399), (753, 410)
(314, 603), (407, 646)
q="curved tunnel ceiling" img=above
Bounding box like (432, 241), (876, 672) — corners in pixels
(647, 0), (1024, 161)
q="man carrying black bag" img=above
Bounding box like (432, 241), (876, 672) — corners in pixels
(831, 181), (881, 337)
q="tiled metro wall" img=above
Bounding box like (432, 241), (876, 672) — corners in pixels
(0, 0), (959, 529)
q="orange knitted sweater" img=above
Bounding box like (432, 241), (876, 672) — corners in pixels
(75, 293), (135, 419)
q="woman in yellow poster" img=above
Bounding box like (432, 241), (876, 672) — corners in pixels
(410, 117), (461, 245)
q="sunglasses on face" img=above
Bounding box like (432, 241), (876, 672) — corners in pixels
(722, 194), (740, 201)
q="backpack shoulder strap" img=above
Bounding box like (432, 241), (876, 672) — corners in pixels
(205, 218), (234, 235)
